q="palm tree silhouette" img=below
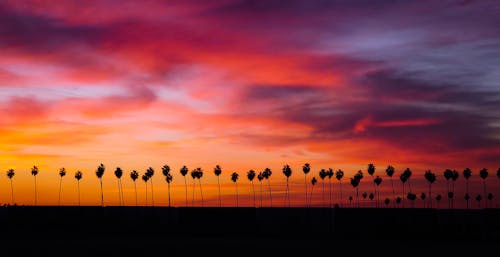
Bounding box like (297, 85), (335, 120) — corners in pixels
(130, 170), (139, 207)
(180, 165), (189, 207)
(335, 169), (344, 207)
(420, 192), (426, 208)
(75, 171), (83, 206)
(424, 170), (436, 208)
(190, 168), (197, 206)
(114, 167), (124, 206)
(58, 167), (67, 206)
(319, 169), (327, 207)
(497, 168), (500, 179)
(403, 168), (412, 197)
(282, 164), (292, 208)
(327, 168), (334, 208)
(7, 169), (15, 205)
(350, 176), (360, 208)
(362, 191), (368, 207)
(367, 163), (376, 207)
(399, 172), (408, 208)
(479, 168), (488, 208)
(309, 176), (317, 207)
(463, 168), (472, 209)
(192, 167), (204, 206)
(475, 194), (482, 208)
(385, 165), (396, 207)
(302, 163), (311, 208)
(96, 163), (105, 207)
(373, 176), (382, 208)
(384, 198), (390, 207)
(262, 168), (273, 207)
(214, 165), (223, 207)
(450, 170), (459, 209)
(407, 192), (417, 208)
(162, 165), (173, 207)
(443, 169), (453, 209)
(142, 173), (150, 206)
(435, 194), (442, 209)
(354, 170), (363, 207)
(146, 167), (155, 207)
(487, 193), (493, 207)
(231, 172), (239, 207)
(257, 172), (264, 207)
(247, 169), (256, 207)
(31, 166), (39, 206)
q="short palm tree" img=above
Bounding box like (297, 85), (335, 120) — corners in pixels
(247, 169), (256, 207)
(114, 167), (124, 206)
(257, 172), (264, 207)
(96, 163), (105, 207)
(420, 192), (426, 208)
(262, 168), (273, 207)
(435, 194), (442, 209)
(142, 173), (150, 206)
(479, 168), (488, 208)
(231, 172), (239, 207)
(7, 169), (15, 205)
(424, 170), (436, 208)
(146, 167), (155, 207)
(335, 169), (344, 206)
(59, 167), (67, 206)
(31, 166), (39, 206)
(319, 169), (327, 207)
(162, 165), (172, 207)
(385, 165), (396, 207)
(463, 168), (472, 209)
(475, 194), (482, 208)
(302, 163), (311, 207)
(75, 171), (83, 206)
(180, 165), (189, 206)
(214, 165), (223, 207)
(309, 176), (317, 207)
(384, 198), (390, 207)
(282, 164), (292, 207)
(130, 170), (139, 206)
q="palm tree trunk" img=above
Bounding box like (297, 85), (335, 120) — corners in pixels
(483, 180), (487, 209)
(390, 177), (395, 208)
(304, 174), (308, 208)
(192, 179), (196, 207)
(59, 177), (63, 206)
(198, 180), (204, 207)
(235, 182), (239, 207)
(428, 183), (432, 209)
(34, 176), (37, 206)
(322, 181), (325, 208)
(100, 178), (104, 207)
(267, 179), (272, 208)
(402, 184), (405, 208)
(339, 181), (343, 207)
(150, 179), (155, 207)
(134, 181), (138, 207)
(372, 179), (376, 208)
(251, 181), (256, 207)
(329, 179), (332, 208)
(356, 187), (359, 208)
(284, 178), (289, 208)
(168, 183), (171, 208)
(309, 186), (314, 208)
(145, 183), (148, 207)
(183, 176), (187, 207)
(10, 179), (14, 205)
(465, 180), (469, 209)
(77, 180), (81, 206)
(217, 176), (221, 207)
(259, 181), (263, 208)
(117, 180), (121, 206)
(451, 182), (455, 209)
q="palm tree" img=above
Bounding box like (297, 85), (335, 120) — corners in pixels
(114, 167), (124, 206)
(282, 164), (292, 208)
(350, 175), (361, 208)
(443, 169), (453, 209)
(7, 169), (15, 205)
(31, 166), (39, 206)
(190, 168), (197, 206)
(146, 167), (155, 207)
(59, 167), (67, 206)
(162, 165), (172, 207)
(420, 192), (426, 208)
(327, 168), (334, 208)
(399, 172), (408, 208)
(367, 163), (376, 206)
(335, 169), (344, 207)
(130, 170), (139, 207)
(302, 163), (311, 208)
(424, 170), (436, 208)
(475, 194), (482, 208)
(75, 171), (83, 206)
(384, 198), (390, 207)
(231, 172), (239, 207)
(487, 193), (493, 207)
(463, 168), (472, 209)
(214, 165), (223, 207)
(435, 194), (442, 209)
(479, 168), (488, 208)
(257, 172), (264, 207)
(319, 169), (327, 207)
(353, 170), (363, 207)
(96, 163), (105, 207)
(450, 170), (459, 209)
(180, 165), (189, 207)
(262, 168), (273, 207)
(373, 176), (382, 208)
(247, 169), (256, 207)
(309, 177), (317, 207)
(192, 167), (204, 206)
(142, 173), (150, 206)
(385, 165), (396, 207)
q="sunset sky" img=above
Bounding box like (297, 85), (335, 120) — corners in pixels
(0, 0), (499, 207)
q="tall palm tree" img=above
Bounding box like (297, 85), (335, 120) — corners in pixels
(114, 167), (124, 206)
(385, 165), (396, 207)
(146, 167), (155, 207)
(319, 169), (327, 207)
(463, 168), (472, 209)
(302, 163), (311, 207)
(479, 168), (488, 208)
(247, 169), (256, 207)
(231, 172), (239, 207)
(335, 169), (344, 207)
(327, 168), (334, 208)
(180, 165), (189, 207)
(309, 177), (317, 208)
(399, 172), (409, 208)
(354, 170), (363, 207)
(424, 170), (436, 208)
(443, 169), (453, 209)
(450, 170), (459, 209)
(7, 169), (15, 205)
(214, 165), (223, 207)
(367, 163), (376, 206)
(96, 163), (105, 207)
(192, 167), (204, 206)
(75, 171), (83, 206)
(162, 165), (172, 207)
(262, 168), (273, 207)
(350, 176), (360, 208)
(31, 166), (39, 206)
(257, 172), (264, 207)
(130, 170), (139, 207)
(282, 164), (292, 208)
(373, 176), (382, 208)
(59, 167), (67, 206)
(142, 173), (150, 206)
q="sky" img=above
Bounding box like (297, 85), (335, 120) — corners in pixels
(0, 0), (499, 208)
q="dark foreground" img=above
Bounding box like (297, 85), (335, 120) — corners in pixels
(0, 206), (499, 256)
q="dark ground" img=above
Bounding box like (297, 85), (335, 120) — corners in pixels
(0, 206), (498, 256)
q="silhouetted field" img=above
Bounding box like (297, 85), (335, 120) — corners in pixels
(1, 206), (498, 256)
